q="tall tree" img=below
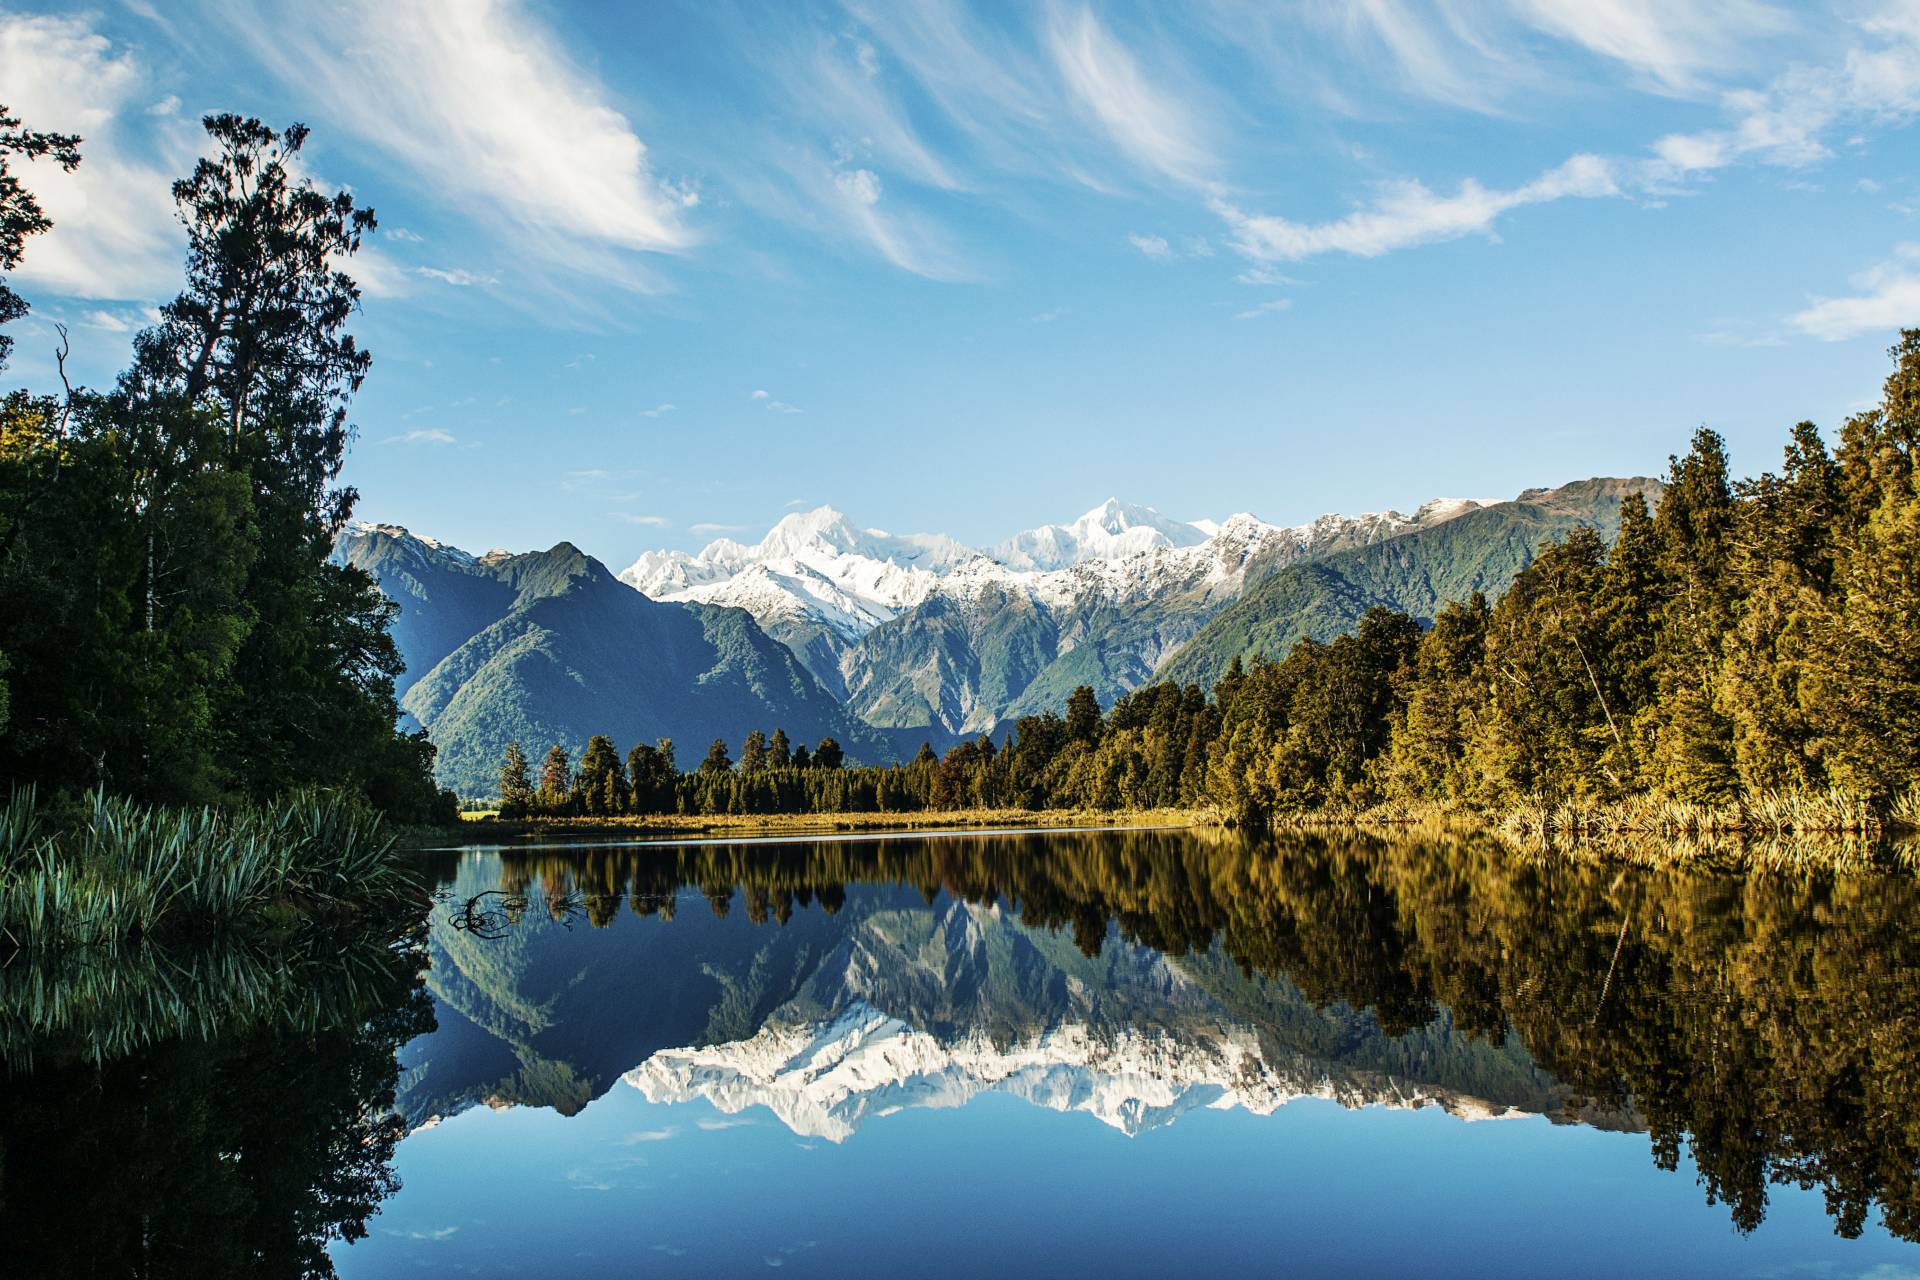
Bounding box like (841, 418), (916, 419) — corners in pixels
(700, 738), (733, 774)
(739, 729), (768, 772)
(768, 727), (791, 769)
(538, 743), (571, 806)
(498, 741), (534, 817)
(0, 105), (82, 370)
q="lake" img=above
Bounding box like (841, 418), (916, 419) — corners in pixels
(5, 827), (1920, 1278)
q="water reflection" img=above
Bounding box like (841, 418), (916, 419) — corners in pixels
(411, 828), (1920, 1242)
(0, 927), (433, 1278)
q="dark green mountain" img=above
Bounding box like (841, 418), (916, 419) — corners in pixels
(337, 525), (895, 795)
(1158, 477), (1662, 689)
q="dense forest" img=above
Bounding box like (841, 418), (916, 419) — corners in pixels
(0, 107), (451, 825)
(506, 335), (1920, 829)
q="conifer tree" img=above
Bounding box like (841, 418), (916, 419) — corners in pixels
(498, 741), (534, 817)
(769, 727), (791, 769)
(814, 737), (844, 770)
(538, 744), (571, 808)
(739, 729), (768, 772)
(700, 738), (733, 773)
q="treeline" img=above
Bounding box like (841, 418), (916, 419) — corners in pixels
(0, 109), (452, 823)
(502, 334), (1920, 827)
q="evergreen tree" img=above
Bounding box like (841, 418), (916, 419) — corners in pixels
(814, 737), (844, 770)
(538, 744), (571, 808)
(739, 729), (768, 772)
(700, 738), (733, 774)
(1065, 685), (1102, 743)
(1642, 427), (1740, 800)
(498, 741), (534, 817)
(574, 734), (627, 815)
(768, 727), (791, 769)
(1805, 331), (1920, 796)
(792, 743), (812, 769)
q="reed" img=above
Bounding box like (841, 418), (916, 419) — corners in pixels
(0, 787), (422, 951)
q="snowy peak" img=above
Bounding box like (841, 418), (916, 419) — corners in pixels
(992, 499), (1211, 572)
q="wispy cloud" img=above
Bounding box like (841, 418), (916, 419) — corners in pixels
(223, 0), (696, 288)
(690, 522), (751, 535)
(1790, 243), (1920, 341)
(1214, 154), (1619, 262)
(0, 13), (190, 300)
(695, 1116), (757, 1130)
(415, 266), (498, 287)
(614, 513), (670, 527)
(637, 403), (675, 418)
(1047, 6), (1214, 187)
(1508, 0), (1789, 93)
(1128, 233), (1172, 259)
(1642, 11), (1920, 183)
(751, 389), (803, 413)
(381, 428), (458, 446)
(1028, 306), (1070, 323)
(398, 1226), (459, 1242)
(1234, 297), (1292, 320)
(621, 1127), (678, 1143)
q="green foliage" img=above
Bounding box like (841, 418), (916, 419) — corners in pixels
(0, 113), (444, 821)
(0, 787), (419, 949)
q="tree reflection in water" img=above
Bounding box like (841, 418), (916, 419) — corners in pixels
(439, 828), (1920, 1240)
(0, 926), (433, 1279)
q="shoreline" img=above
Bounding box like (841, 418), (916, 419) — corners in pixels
(454, 807), (1210, 841)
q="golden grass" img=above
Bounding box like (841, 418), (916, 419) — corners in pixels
(464, 807), (1206, 838)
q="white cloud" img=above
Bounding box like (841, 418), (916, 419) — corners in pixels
(1643, 13), (1920, 183)
(1234, 297), (1292, 320)
(224, 0), (696, 285)
(636, 403), (675, 418)
(0, 13), (189, 301)
(1047, 6), (1214, 187)
(614, 513), (669, 527)
(1028, 306), (1070, 323)
(1789, 243), (1920, 341)
(81, 309), (134, 332)
(751, 388), (803, 414)
(414, 266), (497, 287)
(1216, 153), (1618, 261)
(1508, 0), (1788, 93)
(620, 1127), (678, 1143)
(690, 521), (751, 535)
(834, 167), (883, 206)
(381, 428), (458, 445)
(384, 226), (425, 243)
(1128, 232), (1172, 259)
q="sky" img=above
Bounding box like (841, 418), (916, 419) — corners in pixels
(3, 1), (1919, 567)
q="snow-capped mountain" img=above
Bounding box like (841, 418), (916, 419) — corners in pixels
(617, 496), (1491, 709)
(991, 498), (1211, 572)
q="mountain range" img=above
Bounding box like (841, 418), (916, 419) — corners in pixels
(343, 479), (1658, 795)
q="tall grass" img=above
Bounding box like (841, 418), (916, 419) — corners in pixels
(1495, 787), (1907, 839)
(0, 788), (421, 951)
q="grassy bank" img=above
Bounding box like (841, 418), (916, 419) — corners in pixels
(459, 807), (1206, 840)
(0, 790), (423, 951)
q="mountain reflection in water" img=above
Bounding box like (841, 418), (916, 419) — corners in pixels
(6, 827), (1919, 1278)
(406, 828), (1920, 1242)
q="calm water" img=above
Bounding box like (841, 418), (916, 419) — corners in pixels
(7, 828), (1920, 1278)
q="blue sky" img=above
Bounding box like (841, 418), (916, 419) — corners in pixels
(4, 1), (1919, 565)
